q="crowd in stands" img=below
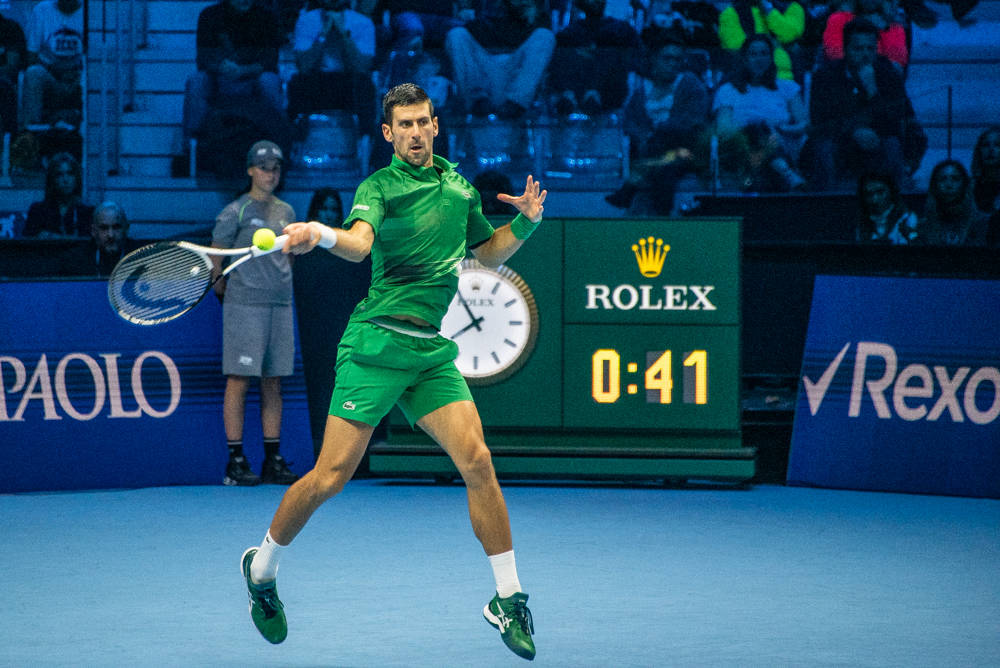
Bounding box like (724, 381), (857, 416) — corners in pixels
(1, 0), (998, 249)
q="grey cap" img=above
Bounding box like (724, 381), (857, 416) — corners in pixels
(247, 140), (284, 167)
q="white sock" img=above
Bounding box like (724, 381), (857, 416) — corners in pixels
(250, 531), (285, 584)
(488, 549), (522, 598)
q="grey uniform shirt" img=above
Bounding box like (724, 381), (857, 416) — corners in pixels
(212, 195), (295, 305)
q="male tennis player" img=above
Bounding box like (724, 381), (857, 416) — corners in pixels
(241, 83), (545, 660)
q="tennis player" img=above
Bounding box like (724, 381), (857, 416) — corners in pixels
(241, 83), (545, 660)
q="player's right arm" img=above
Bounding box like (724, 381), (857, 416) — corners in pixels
(282, 219), (374, 263)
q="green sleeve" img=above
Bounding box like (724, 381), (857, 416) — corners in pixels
(344, 177), (385, 233)
(466, 188), (495, 248)
(765, 2), (805, 44)
(718, 7), (746, 51)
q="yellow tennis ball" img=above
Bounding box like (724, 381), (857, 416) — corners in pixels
(253, 228), (276, 251)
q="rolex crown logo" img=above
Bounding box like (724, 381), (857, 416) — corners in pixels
(632, 236), (669, 278)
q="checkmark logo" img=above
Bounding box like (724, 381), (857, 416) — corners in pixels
(803, 342), (850, 415)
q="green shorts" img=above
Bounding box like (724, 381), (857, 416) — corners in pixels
(329, 318), (472, 427)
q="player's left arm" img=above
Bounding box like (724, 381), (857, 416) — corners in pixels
(472, 175), (547, 268)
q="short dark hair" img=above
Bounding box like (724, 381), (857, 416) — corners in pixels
(382, 83), (434, 125)
(843, 17), (880, 46)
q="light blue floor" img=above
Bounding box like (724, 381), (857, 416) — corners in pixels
(5, 481), (999, 667)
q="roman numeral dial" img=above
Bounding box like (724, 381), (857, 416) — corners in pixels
(442, 259), (539, 385)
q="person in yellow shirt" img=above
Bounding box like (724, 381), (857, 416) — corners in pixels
(718, 0), (805, 80)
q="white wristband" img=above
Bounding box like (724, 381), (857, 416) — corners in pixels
(311, 222), (338, 249)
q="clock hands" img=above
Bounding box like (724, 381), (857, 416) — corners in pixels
(449, 315), (485, 339)
(455, 290), (483, 332)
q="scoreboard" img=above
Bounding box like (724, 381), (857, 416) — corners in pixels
(370, 218), (753, 482)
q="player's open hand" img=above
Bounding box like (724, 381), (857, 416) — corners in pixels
(497, 175), (547, 223)
(282, 221), (321, 254)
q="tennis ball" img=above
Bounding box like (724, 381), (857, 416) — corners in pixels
(253, 228), (276, 251)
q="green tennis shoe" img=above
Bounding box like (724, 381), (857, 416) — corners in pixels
(241, 547), (287, 644)
(484, 591), (535, 660)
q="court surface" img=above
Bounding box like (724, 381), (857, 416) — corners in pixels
(5, 480), (998, 667)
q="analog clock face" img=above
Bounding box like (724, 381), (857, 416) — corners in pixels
(441, 259), (539, 385)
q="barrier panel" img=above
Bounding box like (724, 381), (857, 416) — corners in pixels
(788, 275), (1000, 498)
(0, 280), (312, 492)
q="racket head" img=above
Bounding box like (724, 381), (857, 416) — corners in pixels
(107, 242), (214, 325)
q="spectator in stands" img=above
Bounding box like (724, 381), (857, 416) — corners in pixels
(822, 0), (907, 69)
(917, 159), (990, 246)
(306, 186), (344, 226)
(712, 34), (807, 191)
(287, 0), (377, 138)
(473, 169), (517, 216)
(971, 126), (1000, 214)
(717, 0), (805, 81)
(638, 0), (720, 50)
(549, 0), (642, 117)
(971, 125), (1000, 246)
(804, 18), (921, 191)
(855, 170), (918, 243)
(606, 30), (709, 211)
(444, 0), (555, 118)
(182, 0), (289, 175)
(379, 14), (453, 114)
(22, 0), (84, 130)
(0, 10), (26, 138)
(22, 151), (92, 237)
(62, 201), (138, 276)
(376, 0), (466, 50)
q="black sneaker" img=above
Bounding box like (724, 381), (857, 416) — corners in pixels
(260, 454), (299, 485)
(224, 455), (261, 486)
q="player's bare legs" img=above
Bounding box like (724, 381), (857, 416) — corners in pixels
(418, 400), (535, 659)
(417, 400), (512, 555)
(267, 415), (373, 544)
(242, 415), (373, 644)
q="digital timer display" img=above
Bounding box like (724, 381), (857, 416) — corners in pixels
(591, 349), (707, 405)
(563, 324), (740, 430)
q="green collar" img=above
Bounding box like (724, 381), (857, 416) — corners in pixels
(390, 154), (458, 180)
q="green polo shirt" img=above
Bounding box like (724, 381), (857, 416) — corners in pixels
(344, 154), (495, 329)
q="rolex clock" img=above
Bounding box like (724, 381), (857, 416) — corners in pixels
(441, 259), (539, 385)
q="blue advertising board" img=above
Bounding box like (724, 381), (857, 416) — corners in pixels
(788, 275), (1000, 498)
(0, 281), (313, 492)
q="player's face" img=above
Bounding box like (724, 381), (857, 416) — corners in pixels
(248, 159), (282, 195)
(383, 102), (438, 169)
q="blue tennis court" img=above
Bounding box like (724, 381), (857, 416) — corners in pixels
(6, 480), (998, 666)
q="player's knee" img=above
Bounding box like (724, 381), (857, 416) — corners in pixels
(312, 466), (351, 499)
(456, 442), (496, 487)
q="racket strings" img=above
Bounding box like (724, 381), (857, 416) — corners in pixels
(108, 244), (212, 324)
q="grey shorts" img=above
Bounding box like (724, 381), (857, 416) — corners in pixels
(222, 302), (294, 377)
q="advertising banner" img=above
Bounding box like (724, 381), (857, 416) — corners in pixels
(0, 281), (312, 492)
(788, 275), (1000, 498)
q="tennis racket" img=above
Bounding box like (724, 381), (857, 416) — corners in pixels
(107, 235), (289, 325)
